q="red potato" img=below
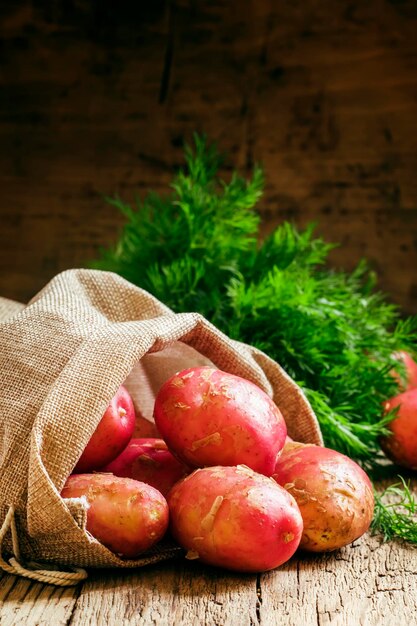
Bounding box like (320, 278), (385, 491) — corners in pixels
(168, 465), (303, 573)
(154, 367), (287, 476)
(61, 473), (169, 558)
(381, 388), (417, 469)
(272, 443), (374, 552)
(74, 385), (136, 473)
(391, 351), (417, 392)
(102, 438), (189, 497)
(133, 414), (159, 439)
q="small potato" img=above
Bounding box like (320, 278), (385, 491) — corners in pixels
(61, 473), (169, 558)
(133, 407), (159, 439)
(133, 416), (159, 439)
(272, 443), (374, 552)
(102, 438), (189, 497)
(391, 351), (417, 392)
(382, 388), (417, 469)
(168, 465), (303, 573)
(74, 385), (136, 473)
(154, 367), (287, 476)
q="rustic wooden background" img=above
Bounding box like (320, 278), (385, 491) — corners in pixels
(1, 0), (416, 312)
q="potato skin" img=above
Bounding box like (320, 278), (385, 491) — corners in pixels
(168, 465), (303, 572)
(272, 443), (374, 552)
(381, 388), (417, 469)
(133, 415), (159, 438)
(154, 367), (287, 476)
(61, 473), (169, 558)
(102, 438), (189, 497)
(391, 351), (417, 392)
(74, 385), (136, 473)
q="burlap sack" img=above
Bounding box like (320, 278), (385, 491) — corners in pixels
(0, 269), (322, 582)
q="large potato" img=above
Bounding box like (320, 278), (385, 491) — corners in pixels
(154, 367), (287, 476)
(102, 438), (189, 497)
(168, 465), (303, 572)
(61, 473), (169, 558)
(74, 385), (136, 473)
(381, 388), (417, 469)
(273, 443), (374, 552)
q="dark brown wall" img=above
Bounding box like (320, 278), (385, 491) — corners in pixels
(1, 1), (417, 312)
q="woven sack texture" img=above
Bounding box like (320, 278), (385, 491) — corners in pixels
(0, 269), (322, 569)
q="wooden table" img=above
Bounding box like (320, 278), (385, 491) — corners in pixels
(1, 531), (416, 626)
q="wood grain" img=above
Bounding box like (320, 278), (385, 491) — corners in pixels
(260, 535), (417, 626)
(0, 573), (79, 625)
(1, 531), (416, 626)
(0, 0), (416, 312)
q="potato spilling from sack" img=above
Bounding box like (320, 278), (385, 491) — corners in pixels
(74, 385), (136, 473)
(273, 442), (374, 552)
(168, 465), (303, 572)
(102, 438), (189, 497)
(60, 364), (375, 571)
(154, 367), (287, 476)
(61, 473), (169, 558)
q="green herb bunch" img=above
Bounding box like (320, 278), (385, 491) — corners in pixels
(372, 478), (417, 543)
(92, 135), (417, 542)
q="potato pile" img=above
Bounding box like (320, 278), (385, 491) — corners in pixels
(62, 366), (375, 572)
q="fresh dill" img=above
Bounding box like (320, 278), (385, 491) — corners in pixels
(371, 478), (417, 543)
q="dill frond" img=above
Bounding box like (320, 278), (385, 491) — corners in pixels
(371, 478), (417, 543)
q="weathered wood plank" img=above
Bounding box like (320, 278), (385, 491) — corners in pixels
(1, 531), (416, 626)
(68, 561), (258, 626)
(259, 535), (417, 626)
(0, 573), (79, 626)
